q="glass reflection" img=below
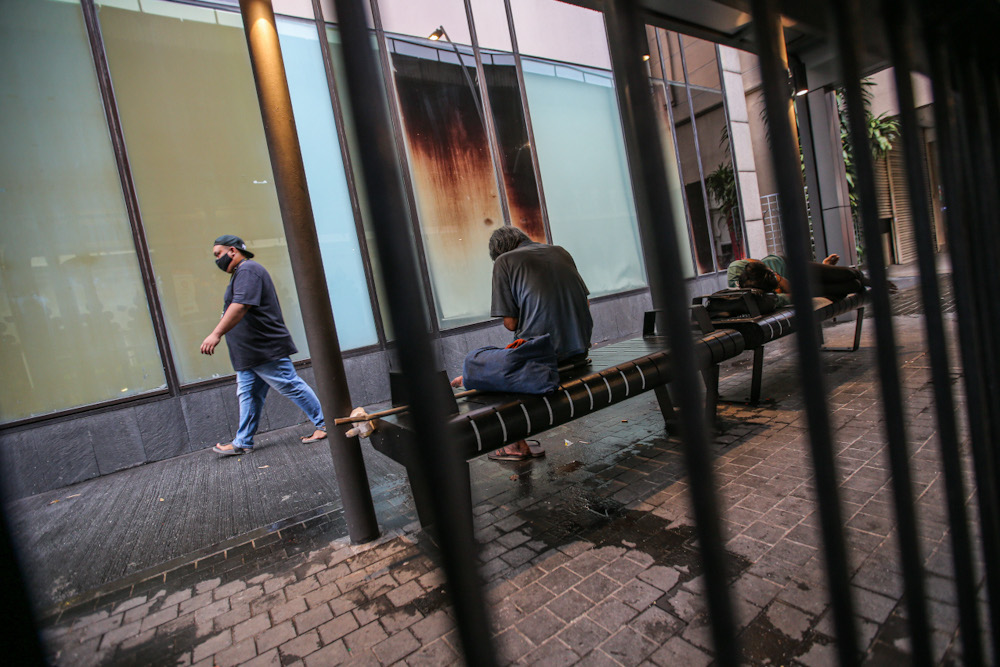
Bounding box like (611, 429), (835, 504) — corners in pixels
(0, 0), (166, 422)
(388, 35), (504, 328)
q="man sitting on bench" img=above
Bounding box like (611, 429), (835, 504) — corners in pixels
(728, 253), (871, 301)
(451, 226), (593, 463)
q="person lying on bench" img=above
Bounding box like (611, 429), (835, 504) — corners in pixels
(728, 253), (872, 301)
(451, 226), (593, 463)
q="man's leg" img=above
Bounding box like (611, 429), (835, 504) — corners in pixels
(233, 370), (268, 449)
(255, 358), (326, 440)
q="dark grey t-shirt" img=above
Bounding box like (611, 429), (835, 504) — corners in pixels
(223, 260), (297, 371)
(491, 241), (593, 361)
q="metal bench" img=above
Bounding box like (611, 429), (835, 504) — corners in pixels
(369, 322), (744, 530)
(695, 289), (870, 405)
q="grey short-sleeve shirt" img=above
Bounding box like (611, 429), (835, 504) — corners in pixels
(223, 260), (297, 371)
(490, 241), (593, 361)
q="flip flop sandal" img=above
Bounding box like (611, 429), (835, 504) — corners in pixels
(213, 444), (251, 456)
(300, 432), (328, 444)
(488, 448), (532, 462)
(526, 440), (546, 458)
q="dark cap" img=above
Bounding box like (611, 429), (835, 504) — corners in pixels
(213, 234), (254, 258)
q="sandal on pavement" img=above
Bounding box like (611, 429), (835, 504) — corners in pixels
(526, 440), (546, 458)
(213, 443), (251, 456)
(300, 431), (328, 444)
(488, 448), (532, 462)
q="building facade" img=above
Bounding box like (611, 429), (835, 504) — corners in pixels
(1, 0), (860, 498)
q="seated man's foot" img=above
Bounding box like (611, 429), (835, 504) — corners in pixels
(213, 443), (251, 456)
(488, 440), (532, 462)
(301, 429), (327, 444)
(823, 253), (840, 265)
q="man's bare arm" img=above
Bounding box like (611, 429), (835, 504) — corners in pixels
(503, 316), (518, 332)
(200, 303), (250, 355)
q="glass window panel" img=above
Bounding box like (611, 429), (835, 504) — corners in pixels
(670, 83), (716, 275)
(509, 0), (610, 70)
(468, 0), (512, 52)
(0, 0), (165, 423)
(377, 0), (471, 44)
(679, 34), (721, 91)
(388, 38), (505, 328)
(97, 2), (310, 383)
(650, 80), (696, 278)
(481, 52), (545, 242)
(277, 17), (378, 350)
(522, 59), (646, 296)
(697, 99), (745, 267)
(326, 25), (395, 340)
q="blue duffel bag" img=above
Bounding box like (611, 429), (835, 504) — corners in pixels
(462, 334), (560, 394)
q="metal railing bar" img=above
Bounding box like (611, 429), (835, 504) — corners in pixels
(604, 2), (738, 664)
(925, 36), (1000, 657)
(827, 0), (932, 661)
(882, 0), (984, 662)
(330, 0), (495, 663)
(748, 0), (860, 663)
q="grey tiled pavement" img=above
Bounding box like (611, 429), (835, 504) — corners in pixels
(37, 306), (984, 665)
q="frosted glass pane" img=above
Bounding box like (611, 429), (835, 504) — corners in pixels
(277, 18), (377, 350)
(98, 3), (310, 383)
(378, 0), (471, 44)
(389, 43), (504, 328)
(0, 0), (165, 423)
(509, 0), (610, 69)
(522, 61), (646, 296)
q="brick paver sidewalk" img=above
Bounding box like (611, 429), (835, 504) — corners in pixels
(40, 314), (978, 665)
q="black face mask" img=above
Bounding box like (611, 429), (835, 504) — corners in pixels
(215, 253), (233, 272)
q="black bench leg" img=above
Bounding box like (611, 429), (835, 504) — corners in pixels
(406, 460), (474, 537)
(654, 384), (679, 433)
(750, 347), (764, 405)
(821, 307), (865, 352)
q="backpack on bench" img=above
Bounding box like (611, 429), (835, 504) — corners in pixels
(697, 287), (781, 319)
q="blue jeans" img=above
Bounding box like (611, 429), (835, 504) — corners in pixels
(234, 358), (325, 449)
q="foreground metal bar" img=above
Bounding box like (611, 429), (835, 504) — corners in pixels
(827, 0), (932, 660)
(883, 2), (984, 662)
(0, 505), (46, 664)
(604, 2), (738, 664)
(748, 0), (859, 663)
(330, 0), (495, 663)
(927, 37), (1000, 658)
(238, 0), (379, 544)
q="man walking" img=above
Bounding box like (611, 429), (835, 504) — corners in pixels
(200, 234), (327, 456)
(461, 226), (592, 462)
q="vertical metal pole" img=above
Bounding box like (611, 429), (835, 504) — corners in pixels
(827, 1), (931, 661)
(747, 0), (860, 663)
(0, 505), (46, 663)
(238, 0), (378, 544)
(882, 2), (984, 662)
(603, 3), (737, 664)
(330, 0), (495, 663)
(926, 34), (1000, 657)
